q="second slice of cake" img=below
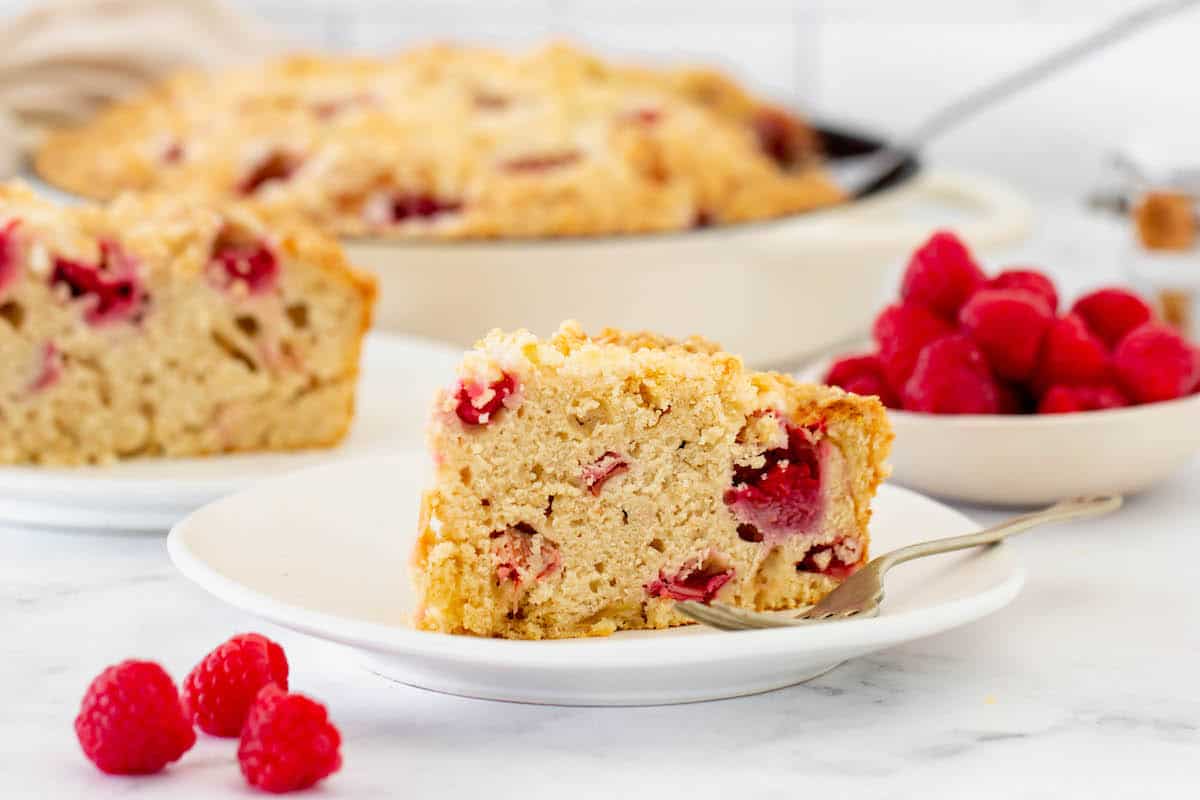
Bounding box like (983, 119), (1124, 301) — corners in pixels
(413, 322), (892, 639)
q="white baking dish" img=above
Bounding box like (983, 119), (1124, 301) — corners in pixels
(347, 168), (1031, 367)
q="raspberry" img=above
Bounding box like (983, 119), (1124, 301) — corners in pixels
(751, 106), (812, 169)
(1071, 288), (1153, 349)
(1037, 383), (1129, 414)
(959, 289), (1054, 381)
(581, 451), (629, 495)
(1032, 314), (1110, 394)
(501, 150), (582, 172)
(1113, 322), (1200, 404)
(0, 218), (20, 294)
(900, 231), (986, 319)
(984, 268), (1058, 312)
(724, 423), (823, 542)
(823, 353), (900, 408)
(902, 334), (1000, 414)
(386, 194), (462, 223)
(182, 633), (290, 737)
(75, 660), (196, 775)
(645, 556), (734, 603)
(238, 684), (342, 794)
(51, 241), (146, 325)
(211, 241), (279, 295)
(872, 303), (955, 390)
(455, 372), (517, 425)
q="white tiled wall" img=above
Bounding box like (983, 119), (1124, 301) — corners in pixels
(4, 0), (1197, 200)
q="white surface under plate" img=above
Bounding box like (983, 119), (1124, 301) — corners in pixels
(0, 333), (461, 531)
(168, 451), (1024, 706)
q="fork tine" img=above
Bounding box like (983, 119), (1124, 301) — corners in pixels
(676, 601), (811, 630)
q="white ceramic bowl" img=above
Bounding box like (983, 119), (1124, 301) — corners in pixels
(345, 170), (1031, 367)
(801, 357), (1200, 506)
(882, 395), (1200, 506)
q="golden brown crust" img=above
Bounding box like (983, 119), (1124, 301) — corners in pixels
(34, 43), (842, 240)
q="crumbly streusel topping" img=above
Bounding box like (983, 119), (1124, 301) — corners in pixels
(34, 42), (843, 240)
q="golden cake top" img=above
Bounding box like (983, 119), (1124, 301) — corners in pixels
(34, 42), (843, 240)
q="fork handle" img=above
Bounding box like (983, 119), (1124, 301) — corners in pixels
(875, 495), (1122, 571)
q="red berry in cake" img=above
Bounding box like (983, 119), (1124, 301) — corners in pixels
(1112, 322), (1200, 404)
(1071, 288), (1153, 349)
(182, 633), (290, 738)
(724, 423), (823, 542)
(751, 106), (810, 169)
(238, 684), (341, 794)
(29, 342), (62, 393)
(238, 150), (303, 195)
(492, 523), (561, 584)
(212, 240), (279, 295)
(872, 303), (955, 389)
(1032, 314), (1110, 393)
(581, 451), (629, 495)
(984, 268), (1058, 312)
(0, 218), (20, 294)
(823, 353), (900, 408)
(75, 660), (196, 775)
(645, 555), (735, 603)
(1037, 383), (1129, 414)
(958, 288), (1054, 381)
(902, 334), (1000, 414)
(899, 230), (986, 319)
(455, 372), (517, 425)
(797, 538), (863, 580)
(51, 241), (146, 324)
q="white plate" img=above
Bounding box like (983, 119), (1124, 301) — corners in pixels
(800, 354), (1200, 506)
(168, 452), (1024, 706)
(0, 333), (461, 531)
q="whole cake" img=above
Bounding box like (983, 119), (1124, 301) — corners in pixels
(34, 43), (842, 240)
(0, 182), (375, 465)
(412, 322), (891, 639)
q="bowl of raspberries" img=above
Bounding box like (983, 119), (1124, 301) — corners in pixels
(823, 231), (1200, 506)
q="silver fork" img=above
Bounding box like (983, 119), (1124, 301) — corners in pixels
(677, 495), (1122, 631)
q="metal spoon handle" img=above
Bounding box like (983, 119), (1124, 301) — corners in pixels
(876, 495), (1122, 570)
(841, 0), (1199, 197)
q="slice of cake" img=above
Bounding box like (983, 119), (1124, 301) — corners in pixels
(0, 182), (375, 465)
(412, 322), (892, 639)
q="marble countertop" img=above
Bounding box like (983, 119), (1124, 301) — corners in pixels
(4, 204), (1199, 798)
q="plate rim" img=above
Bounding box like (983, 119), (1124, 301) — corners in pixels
(168, 457), (1025, 669)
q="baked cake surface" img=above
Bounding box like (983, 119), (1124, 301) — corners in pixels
(35, 42), (843, 240)
(412, 322), (892, 639)
(0, 182), (375, 465)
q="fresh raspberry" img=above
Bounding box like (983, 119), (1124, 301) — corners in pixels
(823, 353), (901, 408)
(75, 660), (196, 775)
(1032, 314), (1110, 394)
(238, 684), (342, 794)
(182, 633), (290, 737)
(902, 334), (1000, 414)
(1113, 322), (1200, 404)
(984, 268), (1059, 312)
(872, 303), (955, 390)
(958, 289), (1054, 381)
(899, 231), (986, 319)
(455, 372), (517, 425)
(1071, 288), (1153, 349)
(996, 381), (1032, 414)
(1037, 383), (1129, 414)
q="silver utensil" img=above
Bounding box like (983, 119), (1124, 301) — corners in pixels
(829, 0), (1199, 199)
(677, 494), (1121, 631)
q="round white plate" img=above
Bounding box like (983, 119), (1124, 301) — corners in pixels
(168, 452), (1024, 706)
(0, 333), (461, 531)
